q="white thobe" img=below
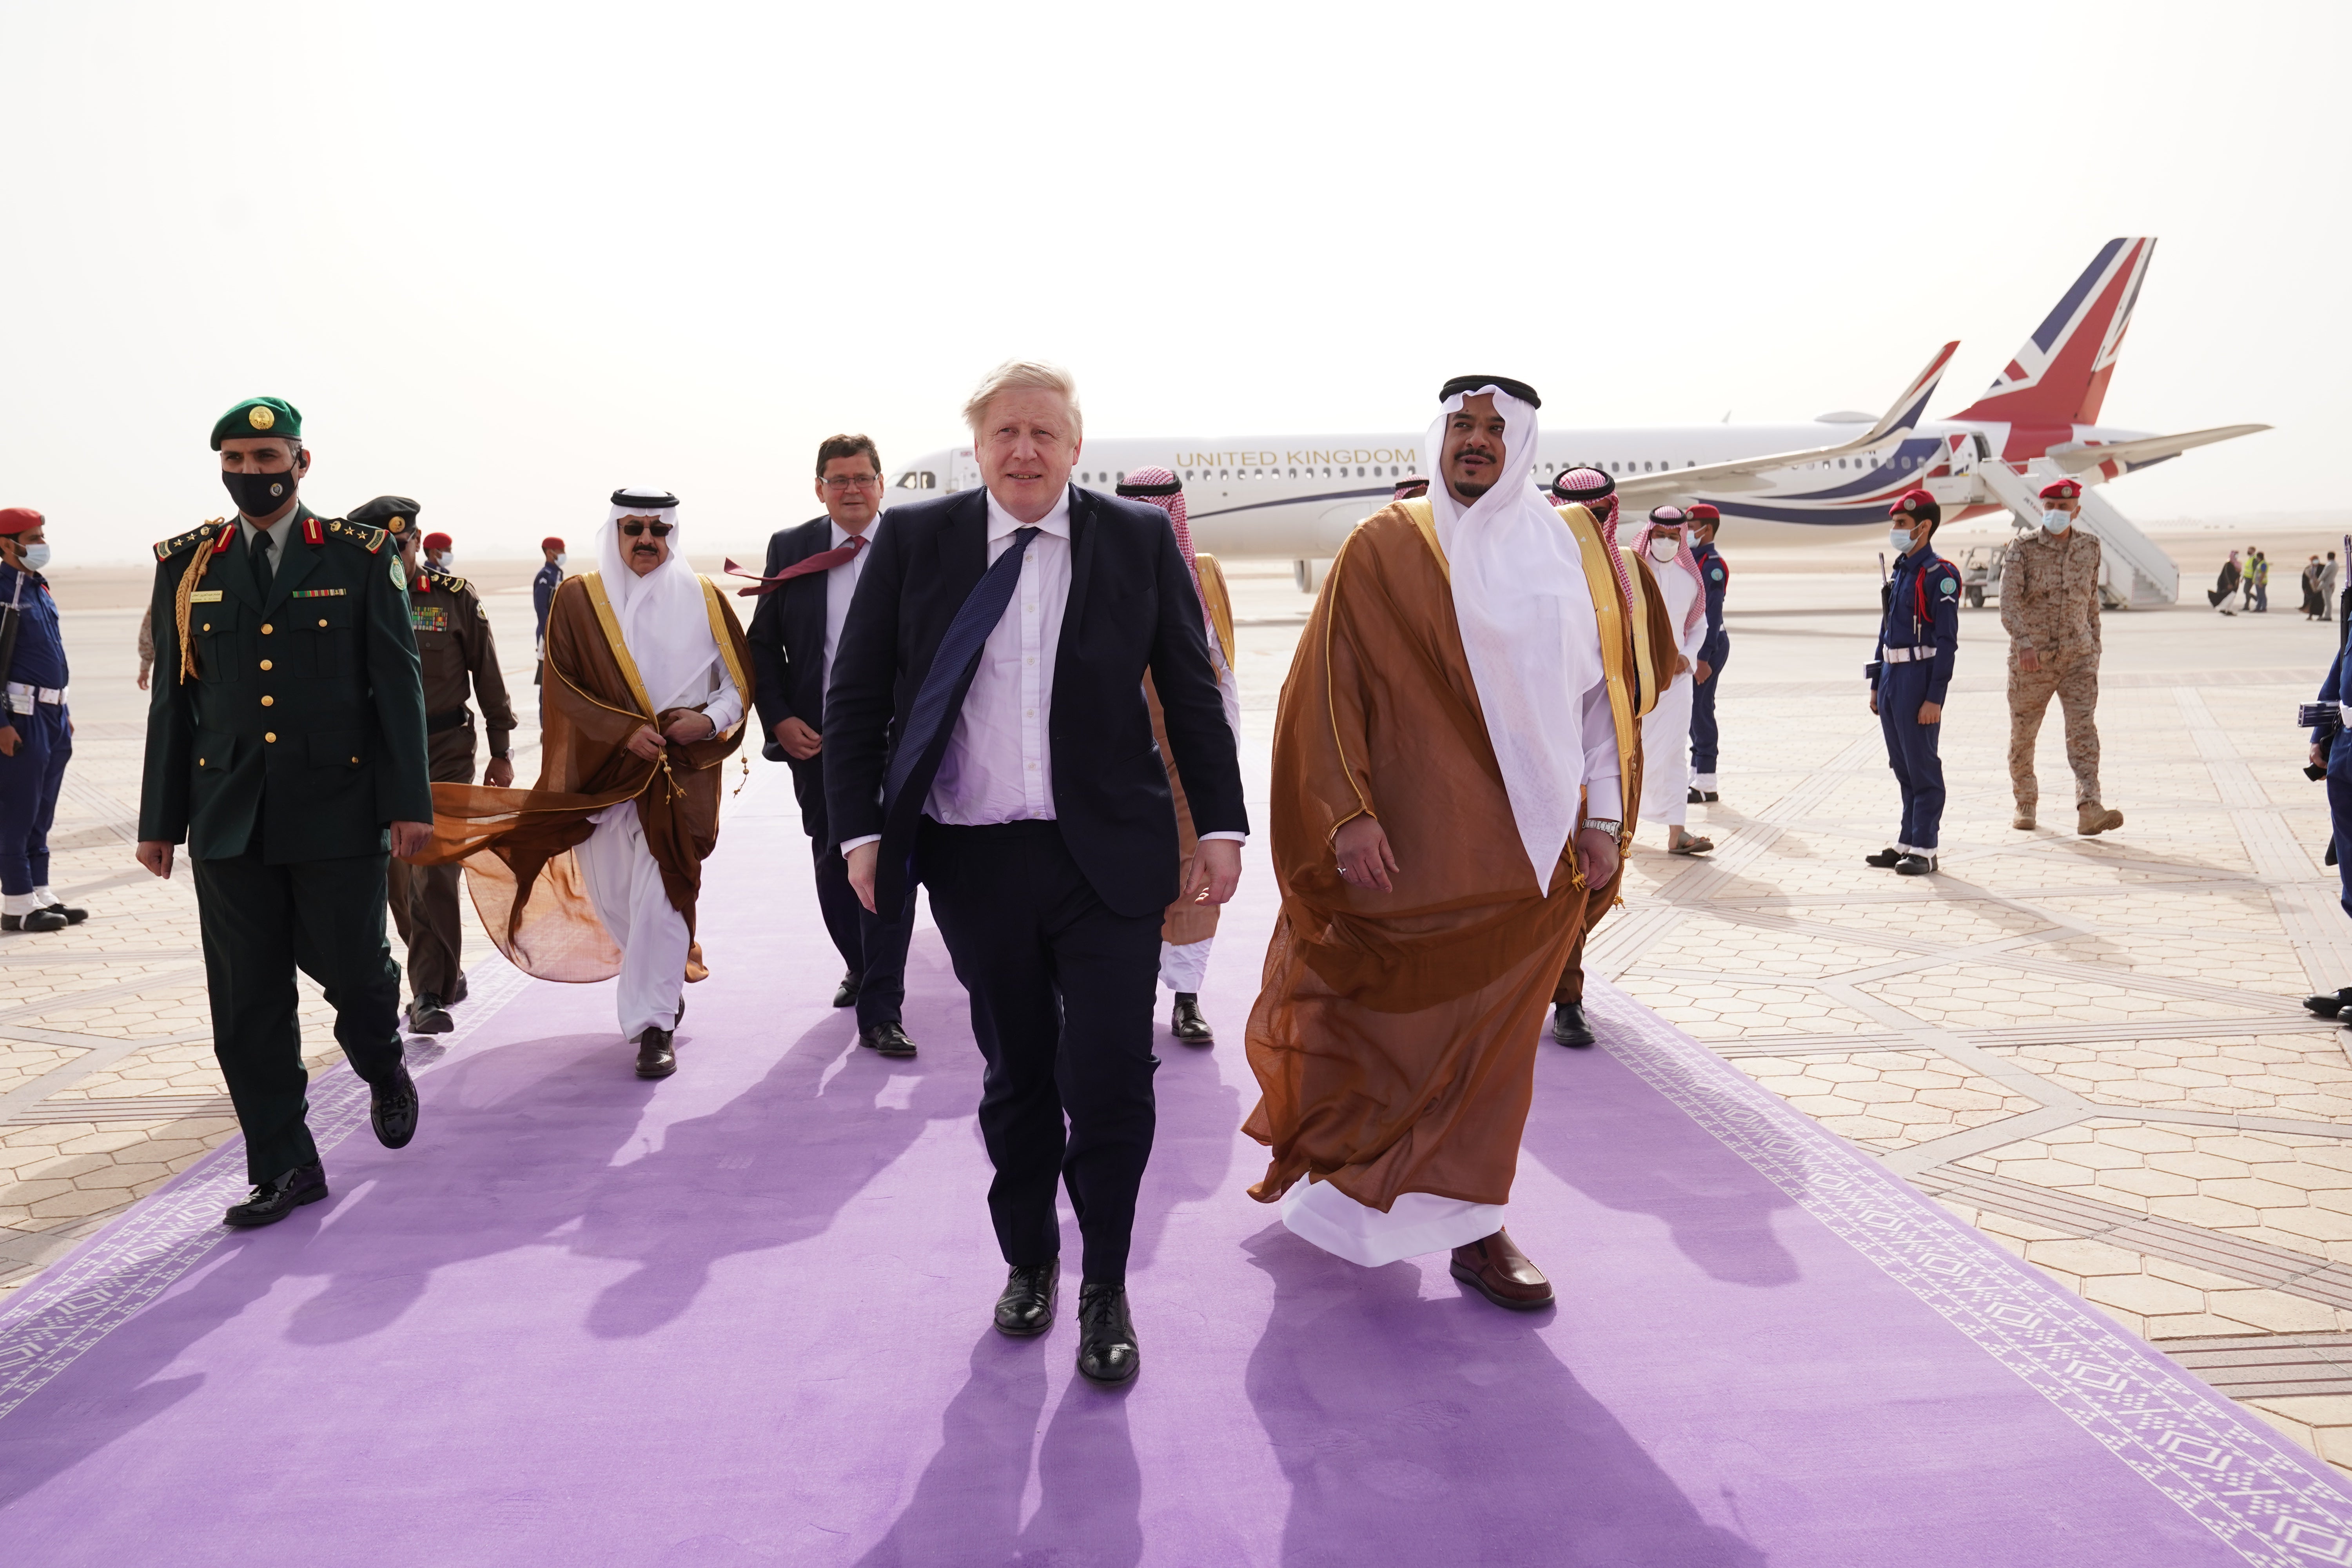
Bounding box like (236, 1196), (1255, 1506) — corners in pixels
(1159, 626), (1241, 994)
(1639, 564), (1706, 830)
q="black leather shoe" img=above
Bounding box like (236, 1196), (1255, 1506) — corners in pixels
(370, 1063), (419, 1149)
(635, 1027), (677, 1079)
(1864, 848), (1904, 868)
(1170, 994), (1214, 1045)
(2, 909), (67, 933)
(1076, 1283), (1139, 1386)
(861, 1021), (917, 1058)
(1894, 853), (1938, 877)
(1551, 1002), (1595, 1047)
(450, 971), (469, 1006)
(2308, 988), (2352, 1018)
(224, 1162), (328, 1228)
(832, 972), (861, 1009)
(995, 1261), (1058, 1337)
(46, 901), (88, 925)
(405, 993), (454, 1035)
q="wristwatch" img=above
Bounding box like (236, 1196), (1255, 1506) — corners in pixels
(1581, 817), (1624, 841)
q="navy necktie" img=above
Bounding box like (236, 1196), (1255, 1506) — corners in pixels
(885, 526), (1040, 811)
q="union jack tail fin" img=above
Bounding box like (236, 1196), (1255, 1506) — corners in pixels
(1951, 238), (2155, 426)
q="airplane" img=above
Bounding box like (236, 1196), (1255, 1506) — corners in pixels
(885, 239), (2267, 606)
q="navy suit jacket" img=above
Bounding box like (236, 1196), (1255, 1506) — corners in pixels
(744, 516), (837, 764)
(823, 486), (1246, 918)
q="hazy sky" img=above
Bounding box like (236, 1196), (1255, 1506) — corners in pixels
(4, 1), (2343, 562)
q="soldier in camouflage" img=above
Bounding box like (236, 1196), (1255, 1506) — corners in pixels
(2002, 477), (2123, 836)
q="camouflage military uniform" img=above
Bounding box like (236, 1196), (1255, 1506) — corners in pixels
(2000, 527), (2105, 819)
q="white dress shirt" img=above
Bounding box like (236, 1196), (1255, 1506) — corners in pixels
(925, 487), (1075, 825)
(840, 485), (1243, 853)
(821, 516), (878, 705)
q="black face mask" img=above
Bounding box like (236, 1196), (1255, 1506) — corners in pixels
(221, 465), (300, 518)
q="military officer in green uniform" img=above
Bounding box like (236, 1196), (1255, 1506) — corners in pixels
(135, 397), (435, 1229)
(356, 497), (517, 1035)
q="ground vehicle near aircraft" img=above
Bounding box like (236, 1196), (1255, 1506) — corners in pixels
(889, 240), (2264, 607)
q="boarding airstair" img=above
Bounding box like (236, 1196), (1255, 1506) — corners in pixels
(1973, 457), (2179, 609)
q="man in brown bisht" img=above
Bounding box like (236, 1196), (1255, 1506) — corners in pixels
(417, 488), (751, 1078)
(1116, 467), (1241, 1045)
(1245, 377), (1642, 1311)
(1546, 464), (1678, 1049)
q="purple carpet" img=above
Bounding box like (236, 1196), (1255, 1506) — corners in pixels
(4, 766), (2351, 1567)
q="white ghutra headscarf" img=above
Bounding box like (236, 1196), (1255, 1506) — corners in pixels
(1425, 384), (1608, 892)
(596, 488), (724, 713)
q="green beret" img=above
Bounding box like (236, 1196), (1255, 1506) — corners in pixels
(210, 396), (303, 450)
(348, 495), (420, 537)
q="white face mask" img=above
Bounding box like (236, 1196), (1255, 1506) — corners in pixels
(1648, 537), (1679, 563)
(2041, 509), (2070, 533)
(555, 554), (568, 569)
(1889, 527), (1914, 553)
(18, 542), (50, 572)
(431, 551), (453, 571)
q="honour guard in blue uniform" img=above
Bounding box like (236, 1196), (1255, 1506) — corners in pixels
(1686, 502), (1729, 802)
(135, 397), (436, 1228)
(0, 508), (87, 934)
(2303, 643), (2352, 1021)
(1865, 488), (1960, 876)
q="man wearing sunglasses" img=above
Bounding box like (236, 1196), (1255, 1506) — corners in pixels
(740, 435), (918, 1057)
(416, 489), (753, 1080)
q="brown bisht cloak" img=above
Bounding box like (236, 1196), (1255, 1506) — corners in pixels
(1243, 502), (1641, 1212)
(414, 572), (751, 984)
(1149, 553), (1240, 947)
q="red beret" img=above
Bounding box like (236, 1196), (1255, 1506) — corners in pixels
(1685, 503), (1720, 523)
(421, 532), (452, 554)
(1889, 488), (1937, 518)
(0, 508), (44, 536)
(541, 536), (565, 551)
(2038, 479), (2081, 501)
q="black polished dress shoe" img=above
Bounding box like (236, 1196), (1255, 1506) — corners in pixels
(224, 1162), (328, 1228)
(450, 971), (469, 1006)
(1076, 1283), (1139, 1386)
(370, 1063), (419, 1149)
(1551, 1002), (1595, 1047)
(1864, 847), (1904, 869)
(832, 972), (861, 1009)
(1170, 994), (1214, 1045)
(635, 1027), (677, 1079)
(405, 993), (454, 1035)
(995, 1261), (1058, 1337)
(1894, 853), (1939, 877)
(2, 909), (68, 933)
(2308, 988), (2352, 1018)
(46, 900), (88, 925)
(861, 1021), (917, 1058)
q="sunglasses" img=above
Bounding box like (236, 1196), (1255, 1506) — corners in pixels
(620, 521), (673, 538)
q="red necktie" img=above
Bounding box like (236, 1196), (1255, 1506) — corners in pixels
(726, 534), (866, 597)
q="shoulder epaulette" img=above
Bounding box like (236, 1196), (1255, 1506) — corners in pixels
(154, 519), (229, 562)
(324, 518), (388, 554)
(422, 566), (470, 595)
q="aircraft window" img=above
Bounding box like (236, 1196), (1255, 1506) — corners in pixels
(1184, 470), (1195, 481)
(1117, 472), (1126, 483)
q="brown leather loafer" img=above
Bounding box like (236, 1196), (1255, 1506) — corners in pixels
(1450, 1228), (1554, 1311)
(635, 1027), (677, 1079)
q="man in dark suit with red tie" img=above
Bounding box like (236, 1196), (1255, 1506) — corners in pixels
(741, 434), (918, 1058)
(826, 363), (1246, 1386)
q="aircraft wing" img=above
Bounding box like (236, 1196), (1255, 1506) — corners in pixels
(1611, 340), (1959, 507)
(2042, 423), (2272, 475)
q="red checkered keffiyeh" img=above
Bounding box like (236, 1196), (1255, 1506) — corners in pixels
(1552, 466), (1634, 623)
(1638, 505), (1708, 642)
(1116, 467), (1216, 645)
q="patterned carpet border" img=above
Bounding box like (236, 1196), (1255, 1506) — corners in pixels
(0, 957), (535, 1424)
(1590, 980), (2352, 1568)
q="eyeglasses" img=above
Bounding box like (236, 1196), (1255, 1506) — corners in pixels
(620, 521), (673, 537)
(820, 475), (882, 492)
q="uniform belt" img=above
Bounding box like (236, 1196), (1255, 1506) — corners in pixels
(1879, 646), (1936, 665)
(425, 706), (474, 734)
(3, 682), (65, 713)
